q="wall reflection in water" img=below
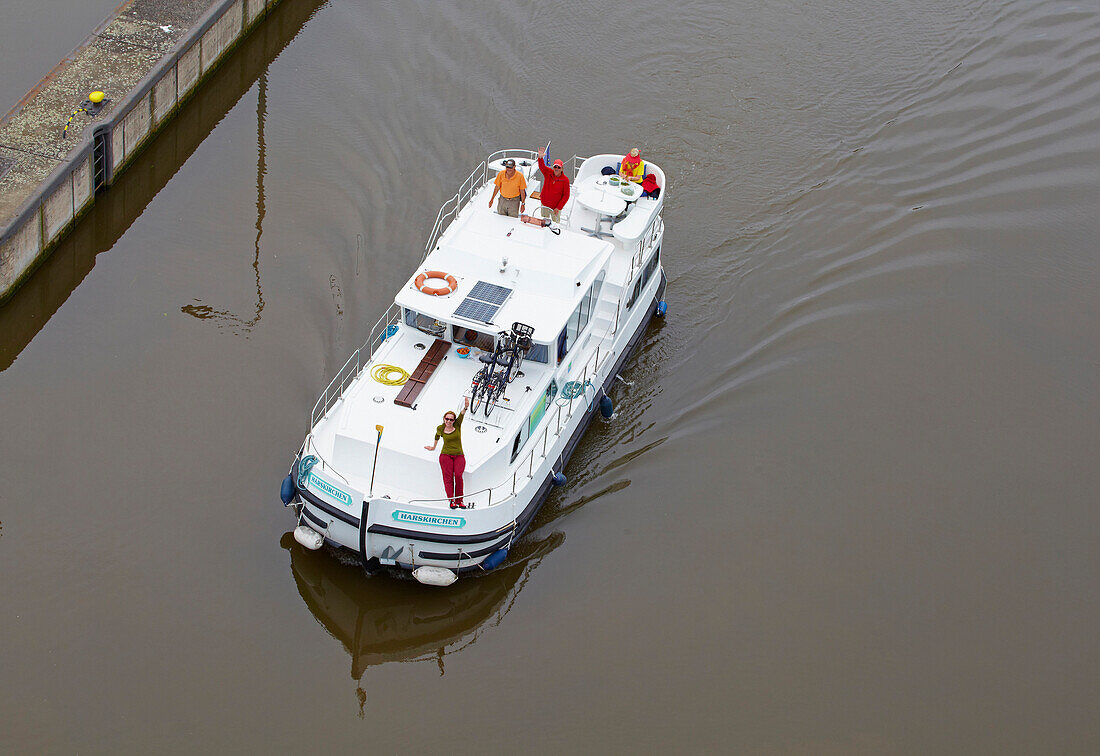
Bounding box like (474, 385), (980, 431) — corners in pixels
(282, 528), (564, 715)
(0, 0), (324, 369)
(179, 71), (268, 334)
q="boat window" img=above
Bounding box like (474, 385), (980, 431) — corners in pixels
(626, 278), (641, 310)
(404, 309), (447, 338)
(510, 416), (531, 463)
(512, 380), (556, 462)
(452, 325), (495, 351)
(526, 342), (549, 363)
(625, 247), (660, 310)
(585, 271), (605, 332)
(563, 270), (606, 353)
(558, 272), (607, 363)
(565, 300), (585, 348)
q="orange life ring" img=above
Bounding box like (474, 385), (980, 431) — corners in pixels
(414, 270), (458, 296)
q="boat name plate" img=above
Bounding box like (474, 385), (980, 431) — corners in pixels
(392, 510), (466, 528)
(305, 473), (354, 508)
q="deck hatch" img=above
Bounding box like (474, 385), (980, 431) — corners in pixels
(453, 281), (513, 323)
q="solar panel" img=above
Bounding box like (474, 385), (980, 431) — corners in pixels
(469, 281), (512, 306)
(454, 299), (501, 323)
(453, 281), (513, 324)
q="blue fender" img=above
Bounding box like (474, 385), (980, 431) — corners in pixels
(280, 474), (296, 505)
(599, 395), (614, 418)
(655, 300), (667, 316)
(551, 471), (567, 486)
(481, 548), (508, 571)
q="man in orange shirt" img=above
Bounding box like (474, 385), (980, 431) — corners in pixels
(488, 158), (527, 217)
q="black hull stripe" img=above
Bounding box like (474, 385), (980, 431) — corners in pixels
(301, 506), (327, 530)
(418, 533), (514, 561)
(300, 490), (359, 527)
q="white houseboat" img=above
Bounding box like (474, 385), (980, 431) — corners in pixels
(282, 150), (667, 585)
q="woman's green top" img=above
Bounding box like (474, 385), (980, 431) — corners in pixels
(434, 410), (465, 455)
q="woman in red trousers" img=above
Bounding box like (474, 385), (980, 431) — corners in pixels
(424, 396), (470, 508)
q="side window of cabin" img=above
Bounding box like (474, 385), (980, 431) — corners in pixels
(559, 273), (607, 362)
(452, 325), (495, 351)
(625, 247), (660, 311)
(591, 270), (605, 310)
(626, 278), (641, 310)
(510, 417), (531, 463)
(565, 298), (585, 348)
(526, 342), (549, 363)
(644, 247), (660, 283)
(512, 380), (557, 462)
(585, 271), (606, 333)
(565, 272), (605, 349)
(404, 309), (445, 337)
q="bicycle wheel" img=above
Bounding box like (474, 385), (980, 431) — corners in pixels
(470, 370), (485, 413)
(483, 378), (500, 417)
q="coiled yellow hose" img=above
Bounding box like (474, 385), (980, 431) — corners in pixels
(371, 364), (409, 385)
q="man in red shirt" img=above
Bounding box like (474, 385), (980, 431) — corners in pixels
(536, 147), (570, 223)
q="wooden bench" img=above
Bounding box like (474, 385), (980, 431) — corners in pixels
(394, 338), (450, 408)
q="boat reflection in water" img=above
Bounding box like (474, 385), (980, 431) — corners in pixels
(282, 526), (564, 709)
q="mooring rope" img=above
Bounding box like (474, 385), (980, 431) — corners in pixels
(371, 364), (410, 385)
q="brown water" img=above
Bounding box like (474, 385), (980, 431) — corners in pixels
(2, 0), (1098, 751)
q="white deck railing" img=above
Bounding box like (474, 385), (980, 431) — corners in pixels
(310, 302), (403, 429)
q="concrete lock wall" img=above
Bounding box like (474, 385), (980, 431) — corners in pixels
(0, 0), (287, 304)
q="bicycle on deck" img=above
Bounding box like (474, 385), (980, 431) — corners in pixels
(469, 322), (534, 417)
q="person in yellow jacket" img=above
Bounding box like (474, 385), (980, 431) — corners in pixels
(619, 147), (645, 182)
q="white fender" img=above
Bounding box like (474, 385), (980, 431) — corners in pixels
(293, 525), (324, 550)
(412, 566), (457, 587)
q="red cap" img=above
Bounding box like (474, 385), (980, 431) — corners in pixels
(641, 173), (659, 192)
(552, 158), (564, 168)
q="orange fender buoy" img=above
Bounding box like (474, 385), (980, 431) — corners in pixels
(415, 270), (458, 296)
